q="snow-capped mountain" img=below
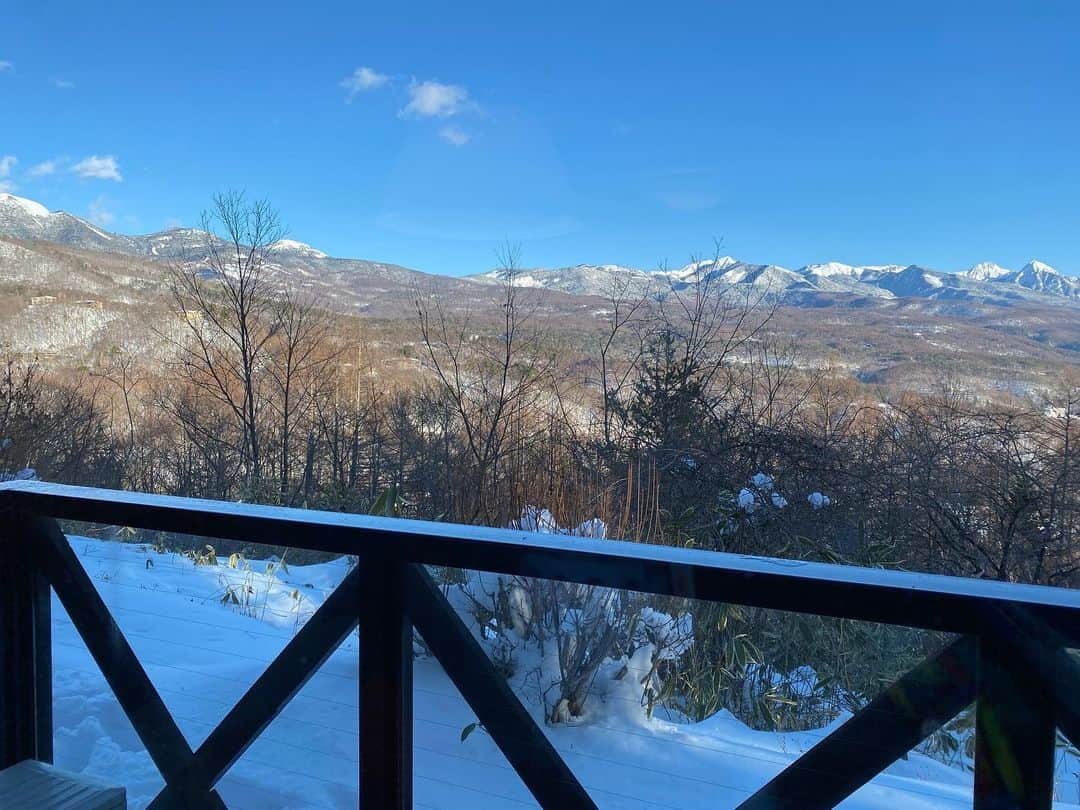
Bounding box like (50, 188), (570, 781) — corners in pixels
(1008, 260), (1076, 297)
(469, 257), (1080, 306)
(269, 238), (329, 259)
(965, 261), (1012, 282)
(3, 192), (1079, 309)
(0, 192), (144, 253)
(0, 193), (339, 262)
(0, 193), (453, 317)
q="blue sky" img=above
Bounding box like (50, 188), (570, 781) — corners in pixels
(2, 1), (1079, 276)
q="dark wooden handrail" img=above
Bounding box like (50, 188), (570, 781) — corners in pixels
(2, 479), (1078, 809)
(4, 481), (1079, 640)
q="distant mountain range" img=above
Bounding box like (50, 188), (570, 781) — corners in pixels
(3, 191), (1079, 308)
(468, 257), (1080, 306)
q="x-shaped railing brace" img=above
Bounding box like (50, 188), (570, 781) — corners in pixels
(32, 516), (592, 809)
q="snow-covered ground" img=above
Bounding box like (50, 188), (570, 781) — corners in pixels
(51, 536), (1080, 809)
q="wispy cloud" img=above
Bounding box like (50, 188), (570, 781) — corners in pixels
(29, 158), (60, 177)
(53, 79), (75, 90)
(0, 155), (16, 191)
(401, 79), (469, 118)
(340, 66), (388, 101)
(71, 155), (122, 182)
(88, 196), (116, 226)
(0, 61), (13, 74)
(656, 190), (721, 212)
(438, 125), (470, 146)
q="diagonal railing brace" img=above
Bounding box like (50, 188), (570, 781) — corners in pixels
(32, 516), (227, 809)
(404, 564), (597, 809)
(739, 636), (978, 810)
(147, 567), (364, 809)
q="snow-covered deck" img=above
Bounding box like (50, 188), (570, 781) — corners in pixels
(1, 480), (1078, 809)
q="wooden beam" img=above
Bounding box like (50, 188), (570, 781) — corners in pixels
(0, 509), (52, 767)
(358, 556), (412, 809)
(1045, 646), (1080, 750)
(404, 564), (596, 809)
(982, 603), (1080, 755)
(974, 640), (1056, 809)
(738, 636), (978, 810)
(4, 481), (1079, 643)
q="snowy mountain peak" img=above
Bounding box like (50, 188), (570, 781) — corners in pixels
(271, 239), (329, 259)
(1021, 260), (1058, 276)
(465, 255), (1078, 306)
(803, 262), (860, 277)
(0, 192), (52, 219)
(966, 261), (1012, 281)
(585, 263), (637, 273)
(671, 256), (738, 279)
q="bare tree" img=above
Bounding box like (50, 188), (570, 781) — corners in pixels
(95, 348), (142, 448)
(164, 192), (285, 493)
(416, 244), (555, 523)
(267, 288), (339, 504)
(595, 272), (649, 447)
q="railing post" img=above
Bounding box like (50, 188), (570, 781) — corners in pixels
(357, 554), (412, 809)
(0, 508), (52, 768)
(974, 637), (1055, 809)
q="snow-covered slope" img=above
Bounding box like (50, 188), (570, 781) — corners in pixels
(0, 193), (141, 253)
(54, 534), (1080, 809)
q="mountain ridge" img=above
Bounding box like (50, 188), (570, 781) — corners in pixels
(0, 193), (338, 261)
(468, 256), (1080, 306)
(3, 192), (1079, 308)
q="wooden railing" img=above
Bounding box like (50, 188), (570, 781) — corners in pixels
(1, 480), (1079, 809)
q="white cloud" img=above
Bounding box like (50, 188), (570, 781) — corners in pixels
(70, 155), (122, 182)
(438, 125), (470, 146)
(340, 66), (388, 101)
(0, 181), (14, 192)
(401, 79), (469, 118)
(53, 79), (75, 90)
(29, 159), (59, 177)
(0, 61), (13, 73)
(88, 196), (115, 226)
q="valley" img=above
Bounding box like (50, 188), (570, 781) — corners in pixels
(2, 191), (1079, 400)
